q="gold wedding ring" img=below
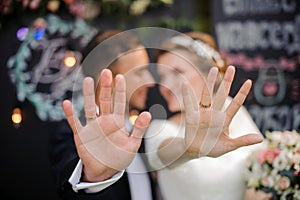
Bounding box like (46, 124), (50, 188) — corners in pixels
(86, 115), (97, 120)
(199, 103), (211, 108)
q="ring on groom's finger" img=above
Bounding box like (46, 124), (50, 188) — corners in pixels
(86, 115), (97, 121)
(199, 102), (211, 108)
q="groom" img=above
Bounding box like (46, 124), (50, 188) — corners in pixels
(49, 30), (157, 200)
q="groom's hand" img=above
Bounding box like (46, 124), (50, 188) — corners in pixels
(62, 69), (151, 182)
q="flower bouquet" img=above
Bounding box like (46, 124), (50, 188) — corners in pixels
(245, 130), (300, 200)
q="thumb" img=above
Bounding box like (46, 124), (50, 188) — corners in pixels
(230, 133), (263, 151)
(130, 111), (152, 145)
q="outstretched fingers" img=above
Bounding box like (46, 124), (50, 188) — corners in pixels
(62, 100), (82, 135)
(113, 74), (126, 118)
(199, 67), (218, 109)
(130, 111), (152, 149)
(225, 79), (252, 127)
(182, 81), (198, 114)
(182, 81), (201, 146)
(182, 80), (212, 157)
(213, 65), (235, 110)
(98, 69), (113, 115)
(83, 77), (97, 122)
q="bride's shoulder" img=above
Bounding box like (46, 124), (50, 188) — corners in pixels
(145, 119), (183, 139)
(148, 119), (179, 129)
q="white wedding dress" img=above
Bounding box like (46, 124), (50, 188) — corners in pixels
(145, 99), (262, 200)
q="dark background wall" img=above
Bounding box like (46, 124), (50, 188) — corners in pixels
(0, 22), (61, 199)
(211, 0), (300, 133)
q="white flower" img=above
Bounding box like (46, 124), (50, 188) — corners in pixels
(247, 176), (260, 188)
(273, 149), (290, 171)
(275, 176), (291, 191)
(268, 131), (282, 142)
(245, 161), (264, 187)
(280, 188), (292, 200)
(294, 189), (300, 199)
(281, 130), (299, 146)
(260, 176), (274, 188)
(245, 130), (300, 199)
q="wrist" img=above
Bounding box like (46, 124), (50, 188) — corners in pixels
(81, 165), (119, 182)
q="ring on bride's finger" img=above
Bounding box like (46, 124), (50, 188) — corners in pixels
(86, 115), (97, 120)
(199, 102), (211, 108)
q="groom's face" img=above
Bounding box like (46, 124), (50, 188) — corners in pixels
(113, 47), (154, 111)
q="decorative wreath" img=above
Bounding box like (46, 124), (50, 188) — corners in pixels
(7, 14), (97, 121)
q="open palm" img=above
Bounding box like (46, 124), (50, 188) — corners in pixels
(62, 69), (151, 182)
(183, 66), (263, 158)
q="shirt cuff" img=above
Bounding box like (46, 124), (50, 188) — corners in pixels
(68, 160), (125, 193)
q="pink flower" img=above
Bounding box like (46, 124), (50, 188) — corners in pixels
(68, 0), (101, 19)
(275, 176), (290, 190)
(246, 130), (300, 198)
(258, 148), (280, 164)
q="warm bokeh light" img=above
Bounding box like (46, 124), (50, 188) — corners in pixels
(129, 114), (138, 125)
(64, 51), (76, 68)
(47, 0), (60, 13)
(12, 108), (22, 124)
(129, 109), (140, 125)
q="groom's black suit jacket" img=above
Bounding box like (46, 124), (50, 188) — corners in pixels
(48, 120), (156, 200)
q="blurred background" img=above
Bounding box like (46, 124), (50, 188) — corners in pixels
(0, 0), (299, 199)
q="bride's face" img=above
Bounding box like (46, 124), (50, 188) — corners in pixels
(157, 51), (205, 112)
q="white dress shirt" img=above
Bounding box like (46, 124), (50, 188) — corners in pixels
(68, 117), (152, 200)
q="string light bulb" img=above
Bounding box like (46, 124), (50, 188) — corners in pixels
(12, 107), (22, 126)
(47, 0), (60, 13)
(64, 51), (77, 68)
(129, 109), (139, 125)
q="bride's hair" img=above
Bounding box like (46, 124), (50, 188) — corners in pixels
(155, 31), (228, 92)
(183, 32), (228, 74)
(81, 30), (143, 82)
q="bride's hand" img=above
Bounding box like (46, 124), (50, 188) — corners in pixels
(183, 66), (263, 158)
(62, 69), (151, 182)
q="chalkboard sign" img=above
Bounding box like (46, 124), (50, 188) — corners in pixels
(212, 0), (300, 133)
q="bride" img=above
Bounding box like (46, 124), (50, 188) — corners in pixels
(145, 32), (271, 200)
